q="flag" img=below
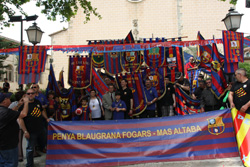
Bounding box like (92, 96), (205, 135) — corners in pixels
(59, 69), (64, 88)
(175, 86), (201, 115)
(142, 68), (166, 100)
(164, 45), (184, 82)
(91, 52), (104, 68)
(104, 52), (123, 75)
(124, 30), (135, 43)
(189, 69), (201, 94)
(18, 46), (47, 84)
(46, 64), (61, 97)
(121, 51), (142, 72)
(68, 55), (92, 88)
(211, 43), (227, 99)
(46, 109), (238, 167)
(231, 108), (250, 167)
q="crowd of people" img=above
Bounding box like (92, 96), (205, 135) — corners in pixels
(1, 67), (250, 167)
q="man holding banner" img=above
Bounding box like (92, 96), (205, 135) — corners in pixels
(119, 79), (133, 119)
(229, 68), (250, 113)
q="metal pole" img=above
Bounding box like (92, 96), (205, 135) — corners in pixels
(21, 18), (23, 46)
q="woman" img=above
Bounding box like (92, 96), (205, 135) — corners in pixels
(88, 89), (104, 120)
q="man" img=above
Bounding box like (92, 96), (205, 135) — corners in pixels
(3, 78), (10, 93)
(185, 57), (198, 79)
(18, 89), (50, 167)
(119, 79), (133, 119)
(229, 68), (250, 113)
(158, 76), (176, 117)
(0, 93), (28, 167)
(141, 79), (158, 118)
(192, 80), (206, 100)
(102, 84), (115, 120)
(175, 72), (190, 95)
(200, 78), (220, 112)
(31, 84), (48, 110)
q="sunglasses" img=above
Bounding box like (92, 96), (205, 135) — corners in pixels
(26, 92), (35, 95)
(31, 86), (37, 89)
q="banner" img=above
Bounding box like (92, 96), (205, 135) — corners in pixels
(125, 30), (135, 43)
(232, 108), (250, 167)
(164, 46), (184, 82)
(46, 64), (61, 97)
(121, 51), (142, 72)
(104, 52), (123, 75)
(222, 30), (244, 63)
(189, 69), (201, 94)
(144, 47), (165, 68)
(91, 52), (104, 68)
(46, 109), (238, 167)
(175, 86), (201, 115)
(115, 73), (147, 116)
(142, 68), (166, 100)
(18, 46), (47, 84)
(211, 43), (227, 99)
(68, 55), (92, 88)
(59, 69), (65, 88)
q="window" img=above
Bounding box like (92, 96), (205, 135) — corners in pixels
(6, 65), (14, 82)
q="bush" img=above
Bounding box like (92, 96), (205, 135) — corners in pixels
(239, 62), (250, 78)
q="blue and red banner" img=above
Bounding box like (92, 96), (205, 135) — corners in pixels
(18, 46), (47, 84)
(222, 30), (244, 63)
(91, 52), (104, 68)
(164, 46), (184, 82)
(46, 108), (238, 167)
(125, 30), (135, 44)
(121, 51), (142, 72)
(68, 55), (92, 88)
(104, 52), (123, 75)
(142, 68), (166, 100)
(189, 69), (201, 94)
(59, 70), (64, 88)
(46, 64), (61, 97)
(175, 86), (201, 115)
(211, 43), (227, 99)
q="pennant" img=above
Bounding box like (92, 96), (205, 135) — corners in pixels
(124, 30), (135, 43)
(142, 68), (166, 100)
(222, 30), (244, 63)
(231, 108), (250, 167)
(211, 43), (227, 99)
(91, 52), (104, 68)
(68, 55), (92, 88)
(18, 73), (41, 85)
(104, 52), (123, 75)
(46, 109), (238, 166)
(164, 46), (184, 82)
(59, 69), (65, 88)
(144, 47), (165, 68)
(175, 86), (201, 115)
(121, 51), (142, 72)
(46, 64), (61, 97)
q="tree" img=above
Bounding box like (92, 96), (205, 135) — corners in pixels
(239, 62), (250, 78)
(0, 38), (19, 77)
(0, 0), (102, 29)
(219, 0), (237, 5)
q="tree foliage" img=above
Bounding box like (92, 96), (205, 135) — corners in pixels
(0, 0), (101, 29)
(219, 0), (238, 5)
(239, 62), (250, 78)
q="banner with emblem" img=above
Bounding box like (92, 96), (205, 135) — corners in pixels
(144, 47), (165, 68)
(164, 46), (184, 82)
(175, 86), (201, 115)
(231, 108), (250, 167)
(222, 30), (244, 63)
(121, 51), (142, 72)
(18, 46), (47, 84)
(190, 69), (201, 94)
(68, 55), (92, 88)
(46, 108), (238, 166)
(91, 52), (104, 68)
(104, 52), (123, 75)
(115, 72), (147, 116)
(211, 43), (227, 99)
(142, 68), (166, 100)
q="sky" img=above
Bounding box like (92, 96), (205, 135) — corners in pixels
(0, 0), (249, 45)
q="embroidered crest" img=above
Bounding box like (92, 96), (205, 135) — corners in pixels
(207, 117), (225, 135)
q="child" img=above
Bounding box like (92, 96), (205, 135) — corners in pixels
(47, 91), (58, 121)
(73, 97), (92, 121)
(111, 91), (127, 120)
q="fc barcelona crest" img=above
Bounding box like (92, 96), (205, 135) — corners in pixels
(207, 117), (225, 135)
(26, 53), (39, 67)
(76, 66), (84, 75)
(211, 60), (221, 72)
(125, 52), (136, 62)
(201, 51), (211, 64)
(148, 75), (159, 87)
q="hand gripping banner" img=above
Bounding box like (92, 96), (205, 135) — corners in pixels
(121, 51), (143, 72)
(46, 109), (238, 167)
(68, 55), (92, 89)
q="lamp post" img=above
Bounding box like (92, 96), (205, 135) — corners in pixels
(8, 15), (39, 46)
(26, 22), (44, 45)
(222, 7), (244, 32)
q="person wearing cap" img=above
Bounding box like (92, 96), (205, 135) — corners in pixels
(111, 91), (127, 120)
(175, 72), (190, 95)
(18, 89), (50, 167)
(0, 93), (29, 167)
(141, 79), (158, 118)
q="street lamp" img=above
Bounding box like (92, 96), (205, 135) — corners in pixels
(26, 22), (44, 45)
(222, 7), (244, 32)
(8, 15), (39, 46)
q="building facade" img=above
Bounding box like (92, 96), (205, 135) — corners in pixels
(50, 0), (233, 87)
